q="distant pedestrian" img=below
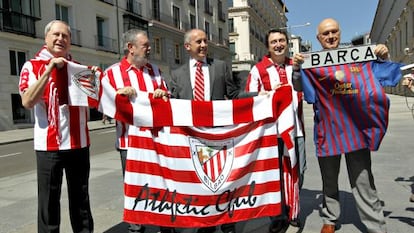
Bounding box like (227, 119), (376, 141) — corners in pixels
(102, 114), (112, 124)
(402, 73), (414, 204)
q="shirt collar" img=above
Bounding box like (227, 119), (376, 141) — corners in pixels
(261, 55), (293, 68)
(190, 58), (207, 67)
(120, 57), (151, 72)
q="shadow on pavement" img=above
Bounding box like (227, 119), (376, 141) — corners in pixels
(298, 188), (365, 232)
(103, 222), (129, 233)
(388, 207), (414, 228)
(103, 222), (163, 233)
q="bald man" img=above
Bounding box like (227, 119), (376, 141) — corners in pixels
(292, 18), (396, 233)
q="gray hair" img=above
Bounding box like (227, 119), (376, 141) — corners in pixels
(44, 20), (71, 37)
(122, 29), (148, 55)
(184, 28), (206, 45)
(184, 29), (193, 44)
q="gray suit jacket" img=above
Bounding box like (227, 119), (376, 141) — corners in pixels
(168, 58), (239, 100)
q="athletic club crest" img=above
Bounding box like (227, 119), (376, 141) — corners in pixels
(189, 137), (234, 193)
(72, 69), (101, 100)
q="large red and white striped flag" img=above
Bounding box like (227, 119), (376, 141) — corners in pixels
(124, 121), (284, 228)
(122, 92), (296, 228)
(72, 70), (299, 226)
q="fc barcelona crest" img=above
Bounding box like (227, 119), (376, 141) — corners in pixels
(72, 69), (101, 100)
(189, 137), (234, 193)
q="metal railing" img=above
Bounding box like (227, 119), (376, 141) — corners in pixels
(0, 11), (36, 36)
(95, 35), (118, 53)
(127, 0), (142, 16)
(71, 28), (81, 46)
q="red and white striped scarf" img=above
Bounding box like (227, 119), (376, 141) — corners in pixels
(31, 46), (73, 143)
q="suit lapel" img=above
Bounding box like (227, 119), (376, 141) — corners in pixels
(207, 58), (215, 96)
(182, 62), (193, 99)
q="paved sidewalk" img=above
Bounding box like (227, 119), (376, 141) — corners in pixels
(0, 120), (115, 145)
(1, 94), (413, 233)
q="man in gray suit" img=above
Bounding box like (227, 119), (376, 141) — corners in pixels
(168, 28), (237, 233)
(169, 29), (239, 101)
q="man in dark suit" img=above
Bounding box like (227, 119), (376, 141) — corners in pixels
(169, 29), (239, 101)
(168, 28), (237, 233)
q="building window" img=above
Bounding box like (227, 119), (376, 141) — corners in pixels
(412, 12), (414, 37)
(405, 21), (408, 46)
(205, 21), (210, 40)
(218, 27), (223, 44)
(190, 13), (196, 29)
(6, 0), (41, 17)
(152, 0), (160, 20)
(229, 42), (235, 60)
(218, 0), (225, 22)
(1, 0), (39, 35)
(9, 50), (26, 76)
(153, 37), (162, 59)
(97, 17), (105, 47)
(173, 5), (180, 29)
(127, 0), (142, 15)
(174, 43), (181, 64)
(228, 18), (234, 33)
(204, 0), (213, 15)
(12, 93), (31, 124)
(123, 15), (148, 32)
(55, 4), (70, 23)
(96, 16), (115, 52)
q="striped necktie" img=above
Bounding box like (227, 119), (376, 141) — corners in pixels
(194, 61), (204, 101)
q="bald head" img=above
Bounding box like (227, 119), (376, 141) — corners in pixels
(317, 18), (341, 49)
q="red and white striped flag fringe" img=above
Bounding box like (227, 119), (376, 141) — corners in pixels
(98, 75), (286, 127)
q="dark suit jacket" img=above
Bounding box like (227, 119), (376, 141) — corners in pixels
(168, 58), (239, 100)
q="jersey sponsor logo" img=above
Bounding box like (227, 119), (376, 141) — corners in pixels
(331, 81), (359, 95)
(190, 137), (234, 193)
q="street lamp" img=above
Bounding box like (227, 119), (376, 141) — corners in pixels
(279, 22), (311, 30)
(279, 23), (311, 53)
(195, 0), (199, 28)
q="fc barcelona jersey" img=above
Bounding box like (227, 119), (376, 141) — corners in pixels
(301, 61), (403, 157)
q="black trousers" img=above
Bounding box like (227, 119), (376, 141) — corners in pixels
(36, 147), (93, 233)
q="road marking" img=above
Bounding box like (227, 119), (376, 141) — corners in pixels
(0, 152), (22, 158)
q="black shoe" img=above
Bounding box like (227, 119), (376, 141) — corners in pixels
(269, 219), (289, 233)
(196, 226), (216, 233)
(289, 218), (301, 228)
(159, 227), (177, 233)
(129, 224), (145, 233)
(221, 223), (236, 233)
